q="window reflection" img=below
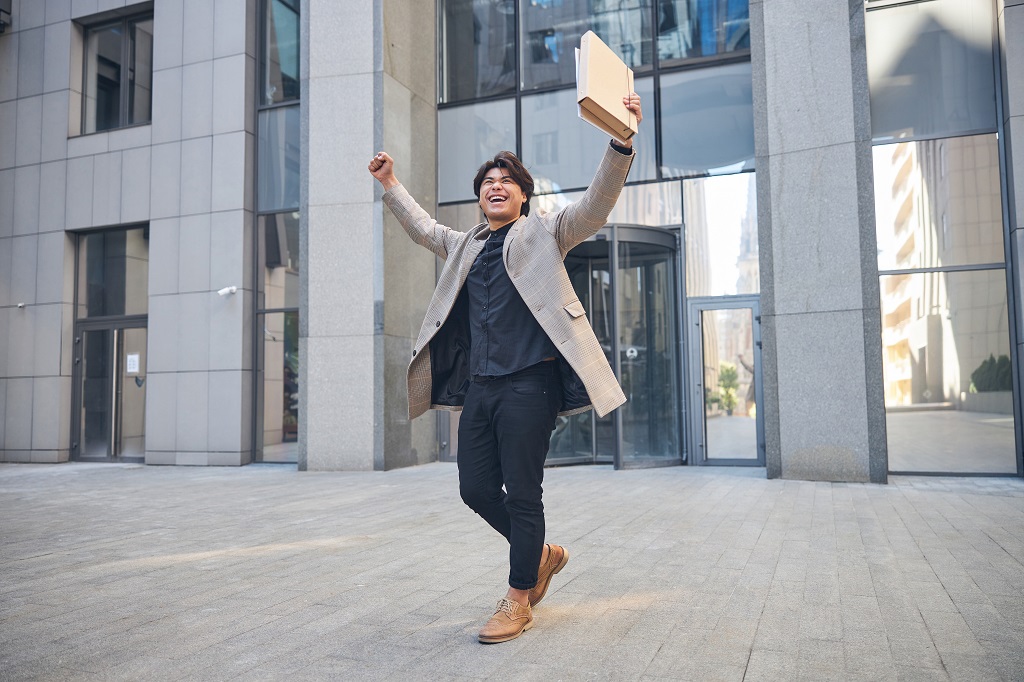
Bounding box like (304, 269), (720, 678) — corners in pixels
(657, 0), (750, 63)
(440, 0), (516, 102)
(438, 99), (517, 203)
(258, 106), (301, 212)
(660, 62), (754, 177)
(257, 311), (299, 463)
(881, 270), (1016, 474)
(684, 172), (758, 297)
(77, 227), (150, 318)
(866, 0), (996, 142)
(520, 0), (653, 91)
(874, 134), (1003, 270)
(534, 181), (682, 227)
(262, 0), (300, 104)
(82, 16), (153, 133)
(258, 212), (300, 311)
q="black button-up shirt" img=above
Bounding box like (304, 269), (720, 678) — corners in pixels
(467, 222), (558, 378)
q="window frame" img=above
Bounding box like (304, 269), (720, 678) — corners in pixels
(79, 11), (154, 135)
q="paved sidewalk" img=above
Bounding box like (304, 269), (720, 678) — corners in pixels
(1, 462), (1023, 681)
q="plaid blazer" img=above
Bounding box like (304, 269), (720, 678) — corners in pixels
(383, 144), (634, 420)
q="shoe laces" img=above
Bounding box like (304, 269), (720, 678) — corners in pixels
(495, 597), (519, 616)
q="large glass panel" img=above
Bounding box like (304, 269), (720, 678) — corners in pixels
(660, 62), (754, 177)
(262, 0), (300, 104)
(258, 212), (300, 310)
(866, 0), (996, 142)
(118, 327), (147, 458)
(520, 0), (653, 91)
(522, 77), (656, 193)
(83, 23), (124, 133)
(438, 99), (517, 203)
(617, 239), (680, 463)
(874, 135), (1004, 271)
(256, 311), (299, 463)
(127, 18), (153, 126)
(77, 228), (149, 318)
(80, 329), (114, 459)
(700, 307), (757, 460)
(658, 0), (750, 64)
(535, 180), (683, 227)
(258, 105), (301, 212)
(881, 269), (1016, 473)
(684, 172), (758, 297)
(439, 0), (516, 103)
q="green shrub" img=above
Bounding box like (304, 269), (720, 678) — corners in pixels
(970, 354), (1012, 392)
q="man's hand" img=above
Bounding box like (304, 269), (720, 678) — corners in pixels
(616, 92), (643, 148)
(368, 151), (400, 190)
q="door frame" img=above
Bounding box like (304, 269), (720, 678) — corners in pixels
(685, 295), (765, 467)
(70, 315), (148, 462)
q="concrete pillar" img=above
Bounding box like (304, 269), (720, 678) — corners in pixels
(751, 0), (888, 482)
(300, 0), (438, 470)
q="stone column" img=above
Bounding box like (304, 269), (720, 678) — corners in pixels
(750, 0), (888, 482)
(300, 0), (437, 470)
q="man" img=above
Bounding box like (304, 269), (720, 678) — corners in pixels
(368, 93), (642, 643)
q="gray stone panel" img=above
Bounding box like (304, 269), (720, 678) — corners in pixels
(181, 61), (214, 140)
(177, 213), (211, 292)
(4, 377), (33, 449)
(0, 170), (12, 237)
(152, 0), (184, 71)
(767, 143), (866, 316)
(0, 31), (17, 103)
(70, 0), (100, 20)
(211, 131), (246, 211)
(19, 0), (46, 29)
(0, 309), (7, 378)
(306, 73), (376, 208)
(10, 234), (37, 305)
(66, 130), (108, 157)
(146, 294), (178, 372)
(120, 146), (151, 223)
(149, 142), (181, 219)
(148, 218), (179, 297)
(91, 151), (122, 227)
(176, 371), (209, 452)
(42, 21), (71, 93)
(32, 304), (63, 377)
(213, 0), (249, 59)
(207, 370), (250, 453)
(13, 164), (41, 236)
(1003, 6), (1024, 119)
(382, 0), (435, 105)
(307, 0), (374, 79)
(212, 55), (246, 134)
(65, 154), (94, 228)
(774, 309), (872, 482)
(182, 0), (215, 65)
(209, 210), (249, 294)
(145, 449), (176, 465)
(179, 137), (212, 215)
(40, 91), (69, 162)
(381, 333), (414, 470)
(301, 334), (377, 471)
(209, 291), (249, 371)
(151, 68), (183, 144)
(0, 378), (5, 447)
(38, 160), (67, 233)
(305, 202), (376, 339)
(34, 230), (68, 304)
(0, 102), (16, 169)
(0, 238), (10, 308)
(31, 376), (62, 449)
(15, 94), (43, 167)
(16, 26), (44, 98)
(46, 0), (73, 24)
(176, 293), (212, 372)
(144, 371), (176, 451)
(107, 124), (152, 151)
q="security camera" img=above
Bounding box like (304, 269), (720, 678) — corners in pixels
(16, 302), (25, 308)
(217, 286), (238, 296)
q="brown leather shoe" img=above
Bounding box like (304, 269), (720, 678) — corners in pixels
(529, 543), (569, 607)
(478, 598), (533, 644)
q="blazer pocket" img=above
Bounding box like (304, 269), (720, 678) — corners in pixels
(564, 301), (586, 318)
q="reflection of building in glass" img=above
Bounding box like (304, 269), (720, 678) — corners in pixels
(878, 136), (1007, 408)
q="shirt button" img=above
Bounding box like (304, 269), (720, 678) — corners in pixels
(412, 349), (417, 356)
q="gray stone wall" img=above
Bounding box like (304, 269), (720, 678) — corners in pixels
(751, 0), (888, 482)
(299, 0), (437, 471)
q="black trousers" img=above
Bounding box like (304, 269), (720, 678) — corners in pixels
(457, 361), (562, 590)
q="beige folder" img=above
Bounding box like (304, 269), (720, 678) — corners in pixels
(575, 30), (637, 142)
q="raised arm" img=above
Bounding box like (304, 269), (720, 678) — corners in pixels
(552, 93), (642, 254)
(369, 152), (457, 259)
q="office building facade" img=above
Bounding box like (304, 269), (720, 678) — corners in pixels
(1, 0), (1022, 481)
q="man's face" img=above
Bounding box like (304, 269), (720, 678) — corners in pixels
(479, 167), (526, 225)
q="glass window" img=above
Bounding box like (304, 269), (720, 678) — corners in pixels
(438, 98), (517, 203)
(684, 172), (758, 297)
(257, 105), (301, 212)
(520, 0), (653, 92)
(256, 311), (299, 463)
(77, 227), (149, 318)
(874, 134), (1004, 271)
(521, 77), (656, 193)
(660, 61), (754, 178)
(82, 15), (154, 134)
(866, 0), (996, 142)
(262, 0), (300, 104)
(439, 0), (516, 103)
(257, 212), (300, 311)
(534, 180), (682, 227)
(657, 0), (750, 64)
(880, 269), (1016, 474)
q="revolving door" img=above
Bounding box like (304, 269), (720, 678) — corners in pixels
(548, 225), (682, 469)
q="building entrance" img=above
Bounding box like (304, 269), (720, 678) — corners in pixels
(548, 225), (682, 469)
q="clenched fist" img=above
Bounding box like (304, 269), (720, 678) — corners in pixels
(368, 151), (399, 190)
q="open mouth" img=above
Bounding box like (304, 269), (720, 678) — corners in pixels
(487, 196), (507, 205)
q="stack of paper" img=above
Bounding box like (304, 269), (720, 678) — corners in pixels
(575, 30), (637, 143)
